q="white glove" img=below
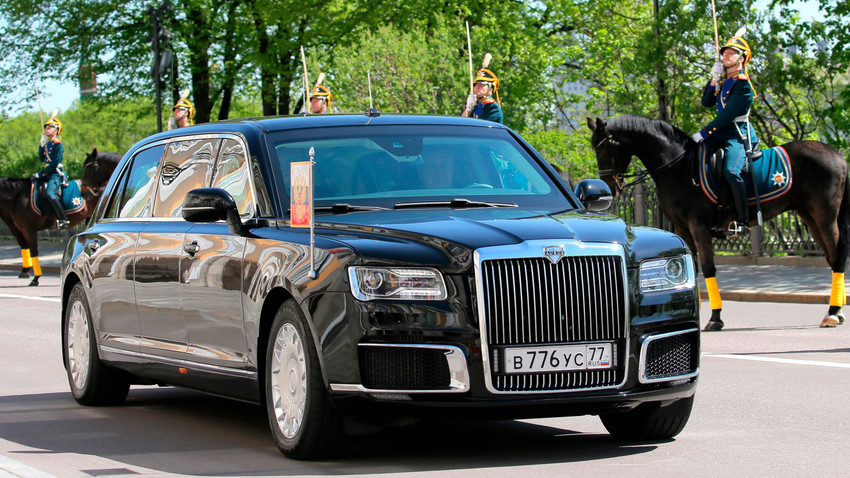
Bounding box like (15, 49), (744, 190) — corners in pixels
(692, 132), (704, 143)
(464, 93), (477, 112)
(711, 60), (723, 81)
(39, 134), (48, 147)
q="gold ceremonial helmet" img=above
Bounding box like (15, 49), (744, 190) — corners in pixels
(310, 84), (333, 112)
(173, 97), (195, 124)
(44, 115), (63, 139)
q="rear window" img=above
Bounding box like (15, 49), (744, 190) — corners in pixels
(268, 125), (572, 212)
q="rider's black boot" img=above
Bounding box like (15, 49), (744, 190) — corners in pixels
(726, 181), (749, 238)
(48, 195), (70, 228)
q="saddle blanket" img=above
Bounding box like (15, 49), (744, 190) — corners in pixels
(30, 179), (86, 216)
(699, 145), (792, 205)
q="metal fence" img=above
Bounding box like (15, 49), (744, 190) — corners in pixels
(610, 175), (822, 257)
(0, 179), (823, 258)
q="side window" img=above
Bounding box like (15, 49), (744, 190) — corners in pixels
(109, 145), (164, 219)
(212, 138), (256, 217)
(153, 139), (219, 217)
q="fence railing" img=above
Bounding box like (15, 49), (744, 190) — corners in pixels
(0, 178), (823, 258)
(610, 175), (821, 257)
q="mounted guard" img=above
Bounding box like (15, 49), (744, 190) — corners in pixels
(33, 113), (69, 228)
(310, 83), (333, 114)
(461, 53), (503, 124)
(168, 90), (195, 130)
(691, 28), (759, 238)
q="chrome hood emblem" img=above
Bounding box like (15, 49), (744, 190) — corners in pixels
(543, 245), (565, 264)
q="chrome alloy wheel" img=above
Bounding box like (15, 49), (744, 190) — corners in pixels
(67, 299), (91, 391)
(271, 322), (307, 439)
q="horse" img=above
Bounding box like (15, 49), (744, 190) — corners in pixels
(587, 115), (850, 331)
(0, 148), (120, 286)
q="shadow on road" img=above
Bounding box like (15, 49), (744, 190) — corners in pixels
(0, 387), (662, 475)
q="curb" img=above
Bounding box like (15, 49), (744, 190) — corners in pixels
(700, 290), (838, 305)
(0, 263), (61, 275)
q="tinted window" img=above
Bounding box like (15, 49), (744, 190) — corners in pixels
(212, 138), (255, 217)
(268, 125), (571, 212)
(113, 145), (165, 218)
(153, 139), (219, 217)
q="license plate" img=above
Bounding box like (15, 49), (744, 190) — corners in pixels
(503, 343), (614, 373)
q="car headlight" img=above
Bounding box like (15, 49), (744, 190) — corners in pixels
(348, 267), (448, 301)
(639, 255), (695, 292)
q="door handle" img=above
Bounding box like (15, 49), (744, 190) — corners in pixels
(85, 239), (103, 252)
(184, 242), (201, 256)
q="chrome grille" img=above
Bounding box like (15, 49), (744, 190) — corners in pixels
(479, 252), (628, 393)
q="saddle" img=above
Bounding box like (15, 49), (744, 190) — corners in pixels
(30, 179), (85, 217)
(692, 144), (792, 233)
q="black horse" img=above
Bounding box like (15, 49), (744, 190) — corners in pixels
(587, 115), (850, 331)
(0, 148), (120, 286)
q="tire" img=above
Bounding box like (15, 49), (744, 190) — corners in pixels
(265, 299), (345, 459)
(601, 395), (694, 440)
(65, 283), (130, 406)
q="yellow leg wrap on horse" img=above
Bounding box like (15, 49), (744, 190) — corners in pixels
(21, 249), (32, 268)
(830, 272), (845, 307)
(706, 277), (722, 310)
(32, 257), (42, 277)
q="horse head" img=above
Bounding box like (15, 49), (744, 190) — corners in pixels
(82, 148), (121, 201)
(586, 117), (630, 197)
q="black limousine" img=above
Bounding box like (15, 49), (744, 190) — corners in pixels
(61, 113), (700, 459)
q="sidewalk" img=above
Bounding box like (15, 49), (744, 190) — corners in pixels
(0, 239), (842, 304)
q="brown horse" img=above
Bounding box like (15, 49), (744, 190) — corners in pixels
(0, 148), (120, 286)
(587, 115), (850, 331)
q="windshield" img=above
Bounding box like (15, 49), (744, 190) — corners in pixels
(268, 124), (574, 213)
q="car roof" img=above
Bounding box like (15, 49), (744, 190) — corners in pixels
(140, 114), (508, 143)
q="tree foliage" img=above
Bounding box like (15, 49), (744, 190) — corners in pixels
(0, 0), (846, 183)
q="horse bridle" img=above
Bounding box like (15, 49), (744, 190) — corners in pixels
(81, 157), (106, 200)
(595, 133), (688, 191)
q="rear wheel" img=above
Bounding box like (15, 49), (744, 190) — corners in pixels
(265, 299), (344, 459)
(601, 395), (694, 440)
(65, 283), (130, 406)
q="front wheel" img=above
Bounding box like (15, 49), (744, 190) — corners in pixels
(265, 299), (344, 459)
(600, 395), (694, 440)
(65, 282), (130, 406)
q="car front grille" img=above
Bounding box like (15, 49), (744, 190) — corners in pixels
(640, 329), (700, 383)
(478, 250), (628, 393)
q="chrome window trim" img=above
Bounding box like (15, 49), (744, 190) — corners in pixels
(474, 240), (631, 394)
(329, 343), (469, 393)
(638, 327), (700, 384)
(97, 133), (258, 223)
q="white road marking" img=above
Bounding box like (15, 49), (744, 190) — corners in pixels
(0, 293), (60, 303)
(0, 454), (58, 477)
(704, 353), (850, 369)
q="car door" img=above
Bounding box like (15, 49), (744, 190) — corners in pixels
(134, 137), (218, 363)
(181, 137), (252, 372)
(81, 144), (163, 365)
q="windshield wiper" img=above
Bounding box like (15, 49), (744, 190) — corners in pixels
(394, 198), (518, 209)
(309, 203), (389, 213)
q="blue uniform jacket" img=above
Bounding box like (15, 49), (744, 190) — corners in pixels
(699, 72), (757, 147)
(36, 140), (64, 179)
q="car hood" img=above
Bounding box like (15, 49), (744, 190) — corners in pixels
(314, 208), (687, 272)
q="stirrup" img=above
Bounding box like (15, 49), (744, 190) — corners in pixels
(725, 221), (748, 238)
(57, 219), (70, 229)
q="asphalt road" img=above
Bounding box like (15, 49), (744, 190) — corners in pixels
(1, 270), (849, 478)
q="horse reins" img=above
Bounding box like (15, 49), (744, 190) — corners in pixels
(595, 134), (689, 191)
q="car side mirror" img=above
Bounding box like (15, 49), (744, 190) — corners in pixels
(574, 179), (614, 212)
(183, 188), (246, 235)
